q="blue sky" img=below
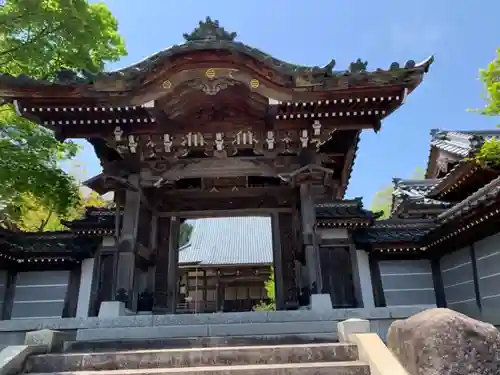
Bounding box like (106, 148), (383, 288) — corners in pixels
(73, 0), (499, 205)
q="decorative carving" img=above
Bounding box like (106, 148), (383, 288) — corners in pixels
(186, 132), (205, 147)
(281, 132), (293, 153)
(214, 132), (225, 151)
(312, 120), (322, 137)
(265, 131), (275, 150)
(349, 58), (368, 73)
(183, 17), (237, 42)
(128, 135), (138, 153)
(162, 80), (172, 89)
(146, 137), (156, 159)
(436, 157), (451, 173)
(163, 134), (173, 153)
(114, 126), (123, 141)
(300, 130), (309, 148)
(234, 131), (255, 146)
(249, 78), (260, 89)
(187, 77), (235, 96)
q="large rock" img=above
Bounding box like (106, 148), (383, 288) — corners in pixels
(387, 308), (500, 375)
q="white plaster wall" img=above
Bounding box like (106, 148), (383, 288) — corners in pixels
(76, 258), (95, 317)
(317, 228), (348, 240)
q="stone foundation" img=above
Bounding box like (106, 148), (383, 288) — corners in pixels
(0, 306), (434, 349)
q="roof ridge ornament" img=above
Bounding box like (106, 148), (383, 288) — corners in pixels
(183, 17), (237, 42)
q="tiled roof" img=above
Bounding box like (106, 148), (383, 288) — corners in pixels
(354, 219), (436, 245)
(429, 129), (500, 157)
(316, 198), (378, 218)
(0, 230), (100, 259)
(62, 207), (117, 234)
(179, 217), (273, 266)
(438, 175), (500, 223)
(391, 178), (450, 215)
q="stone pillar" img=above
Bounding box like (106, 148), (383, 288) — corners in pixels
(115, 174), (141, 311)
(76, 258), (95, 317)
(271, 213), (285, 310)
(299, 184), (322, 293)
(166, 217), (180, 313)
(356, 249), (375, 308)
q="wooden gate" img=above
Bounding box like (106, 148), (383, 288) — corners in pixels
(320, 246), (356, 308)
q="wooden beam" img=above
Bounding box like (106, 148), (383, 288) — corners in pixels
(159, 207), (291, 218)
(143, 100), (184, 132)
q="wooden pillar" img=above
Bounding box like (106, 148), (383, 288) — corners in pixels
(271, 213), (285, 310)
(166, 217), (180, 313)
(152, 216), (171, 312)
(147, 212), (159, 292)
(299, 184), (322, 293)
(215, 269), (223, 312)
(202, 269), (207, 312)
(115, 175), (141, 311)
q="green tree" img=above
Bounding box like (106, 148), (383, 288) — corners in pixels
(369, 167), (425, 218)
(473, 49), (500, 166)
(253, 268), (276, 312)
(179, 223), (193, 247)
(0, 0), (126, 216)
(8, 191), (110, 232)
(479, 48), (500, 117)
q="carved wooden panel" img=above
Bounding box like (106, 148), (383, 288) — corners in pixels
(153, 217), (171, 311)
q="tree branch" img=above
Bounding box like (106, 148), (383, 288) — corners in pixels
(0, 24), (62, 58)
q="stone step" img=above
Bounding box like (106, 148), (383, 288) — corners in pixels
(64, 334), (336, 353)
(25, 343), (358, 373)
(75, 320), (337, 342)
(27, 361), (370, 375)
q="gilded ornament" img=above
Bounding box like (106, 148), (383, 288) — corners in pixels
(205, 68), (216, 79)
(162, 80), (172, 89)
(250, 79), (259, 89)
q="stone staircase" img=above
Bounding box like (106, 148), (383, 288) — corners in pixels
(21, 336), (371, 375)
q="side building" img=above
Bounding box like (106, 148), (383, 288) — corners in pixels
(355, 129), (500, 324)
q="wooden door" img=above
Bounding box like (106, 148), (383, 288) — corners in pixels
(320, 247), (356, 308)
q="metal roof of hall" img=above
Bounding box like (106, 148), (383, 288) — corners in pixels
(178, 216), (273, 266)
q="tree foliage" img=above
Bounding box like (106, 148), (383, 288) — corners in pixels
(369, 167), (425, 218)
(479, 48), (500, 117)
(2, 190), (110, 232)
(179, 223), (193, 247)
(0, 0), (126, 215)
(474, 49), (500, 166)
(253, 268), (276, 312)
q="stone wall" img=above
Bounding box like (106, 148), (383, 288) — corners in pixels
(379, 259), (436, 306)
(440, 233), (500, 322)
(474, 233), (500, 314)
(440, 247), (479, 317)
(11, 271), (71, 319)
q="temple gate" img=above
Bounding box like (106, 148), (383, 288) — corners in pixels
(0, 17), (431, 313)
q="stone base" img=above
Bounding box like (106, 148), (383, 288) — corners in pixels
(337, 319), (370, 343)
(310, 294), (333, 312)
(24, 329), (72, 352)
(98, 301), (127, 318)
